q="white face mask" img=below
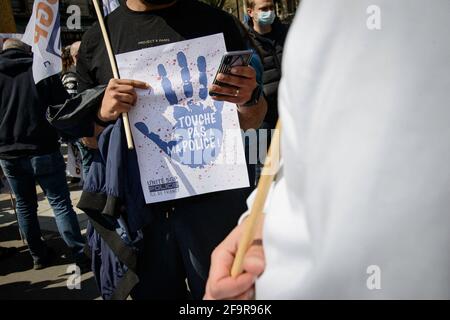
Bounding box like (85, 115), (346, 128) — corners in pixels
(257, 10), (276, 26)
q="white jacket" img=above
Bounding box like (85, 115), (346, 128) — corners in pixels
(256, 0), (450, 299)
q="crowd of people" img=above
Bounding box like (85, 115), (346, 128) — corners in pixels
(1, 0), (449, 300)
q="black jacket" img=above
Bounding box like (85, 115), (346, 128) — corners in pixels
(0, 49), (68, 159)
(247, 18), (288, 128)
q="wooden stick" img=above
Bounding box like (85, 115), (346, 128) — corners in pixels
(231, 120), (282, 278)
(92, 0), (134, 150)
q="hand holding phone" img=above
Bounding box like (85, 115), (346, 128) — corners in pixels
(209, 50), (253, 97)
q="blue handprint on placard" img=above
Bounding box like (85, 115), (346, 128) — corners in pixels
(135, 52), (224, 169)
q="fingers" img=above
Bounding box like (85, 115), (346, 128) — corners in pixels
(102, 102), (133, 119)
(210, 92), (247, 105)
(215, 73), (253, 89)
(107, 79), (145, 106)
(99, 78), (150, 122)
(113, 102), (133, 114)
(208, 272), (256, 300)
(226, 287), (255, 300)
(243, 242), (266, 277)
(111, 91), (137, 105)
(229, 66), (256, 79)
(210, 84), (239, 97)
(204, 220), (266, 300)
(105, 88), (136, 112)
(208, 231), (241, 284)
(209, 83), (252, 105)
(209, 66), (257, 105)
(205, 225), (246, 300)
(110, 78), (150, 89)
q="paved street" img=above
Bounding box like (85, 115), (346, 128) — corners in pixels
(0, 180), (100, 300)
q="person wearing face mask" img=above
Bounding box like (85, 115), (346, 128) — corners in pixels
(246, 0), (288, 131)
(245, 0), (289, 184)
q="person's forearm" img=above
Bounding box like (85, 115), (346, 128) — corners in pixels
(238, 96), (268, 131)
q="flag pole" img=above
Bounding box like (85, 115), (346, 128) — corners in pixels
(92, 0), (134, 150)
(0, 0), (17, 33)
(231, 120), (282, 278)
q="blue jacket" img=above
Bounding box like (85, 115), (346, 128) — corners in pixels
(48, 88), (146, 299)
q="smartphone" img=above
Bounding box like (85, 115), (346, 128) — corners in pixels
(210, 50), (253, 96)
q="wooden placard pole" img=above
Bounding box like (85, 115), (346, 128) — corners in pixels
(231, 120), (281, 277)
(92, 0), (134, 150)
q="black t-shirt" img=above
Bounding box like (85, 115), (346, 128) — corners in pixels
(77, 0), (246, 92)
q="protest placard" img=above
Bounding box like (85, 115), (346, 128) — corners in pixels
(116, 33), (249, 204)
